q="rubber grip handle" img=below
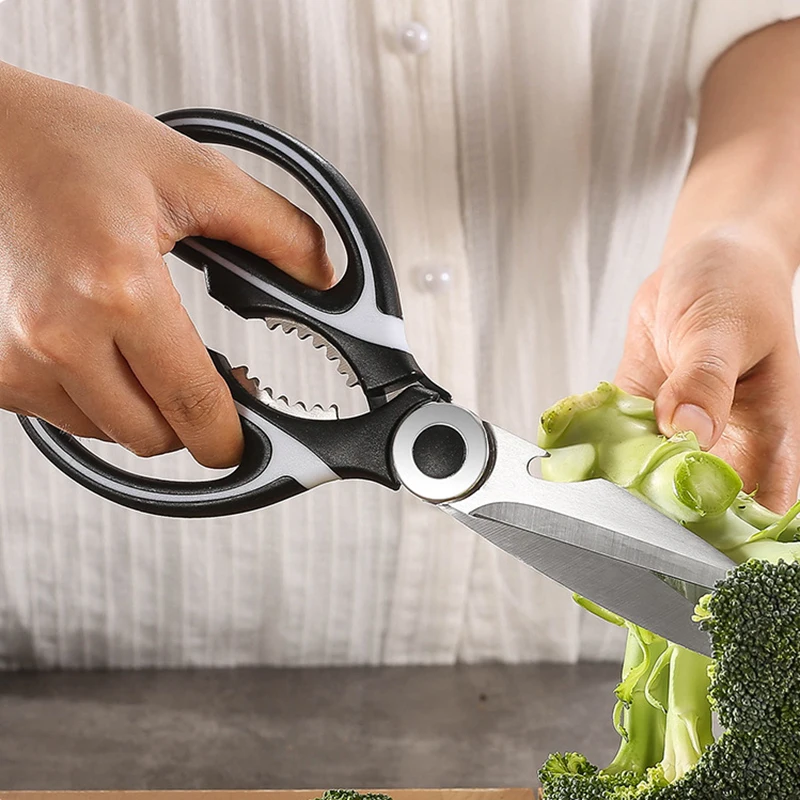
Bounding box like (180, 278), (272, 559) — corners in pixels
(159, 108), (432, 400)
(18, 352), (337, 517)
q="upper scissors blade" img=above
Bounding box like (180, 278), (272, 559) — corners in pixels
(445, 424), (735, 655)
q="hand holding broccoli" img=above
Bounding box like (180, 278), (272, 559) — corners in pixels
(616, 230), (800, 512)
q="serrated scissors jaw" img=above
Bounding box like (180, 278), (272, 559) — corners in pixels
(230, 366), (341, 421)
(264, 316), (360, 388)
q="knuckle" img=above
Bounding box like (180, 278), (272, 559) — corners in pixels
(159, 379), (227, 429)
(616, 362), (658, 399)
(76, 271), (133, 314)
(693, 351), (731, 382)
(163, 145), (234, 226)
(689, 356), (734, 405)
(125, 433), (177, 459)
(187, 142), (232, 176)
(86, 266), (171, 321)
(281, 210), (328, 264)
(100, 273), (155, 318)
(65, 236), (164, 316)
(19, 317), (71, 364)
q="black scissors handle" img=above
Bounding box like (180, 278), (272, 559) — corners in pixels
(18, 108), (446, 517)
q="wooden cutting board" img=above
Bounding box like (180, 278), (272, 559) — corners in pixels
(0, 791), (536, 800)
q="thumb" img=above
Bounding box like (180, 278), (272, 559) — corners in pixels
(654, 330), (740, 450)
(162, 144), (335, 290)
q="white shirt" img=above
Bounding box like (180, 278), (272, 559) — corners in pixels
(0, 0), (798, 668)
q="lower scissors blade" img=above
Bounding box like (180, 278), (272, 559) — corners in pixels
(448, 502), (713, 655)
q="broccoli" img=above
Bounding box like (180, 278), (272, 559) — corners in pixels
(315, 792), (392, 800)
(536, 383), (800, 800)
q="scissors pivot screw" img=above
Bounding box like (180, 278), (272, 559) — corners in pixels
(391, 403), (491, 502)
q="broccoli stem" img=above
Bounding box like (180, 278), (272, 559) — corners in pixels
(604, 625), (668, 776)
(539, 382), (799, 560)
(633, 446), (742, 525)
(731, 491), (800, 540)
(747, 498), (800, 542)
(693, 512), (800, 564)
(658, 645), (714, 782)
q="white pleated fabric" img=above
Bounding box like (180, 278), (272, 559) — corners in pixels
(0, 0), (798, 668)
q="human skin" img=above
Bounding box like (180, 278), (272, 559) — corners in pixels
(0, 60), (334, 469)
(617, 19), (800, 512)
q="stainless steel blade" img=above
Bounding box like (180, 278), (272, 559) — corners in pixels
(445, 424), (736, 654)
(448, 505), (713, 654)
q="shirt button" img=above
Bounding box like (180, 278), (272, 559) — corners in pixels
(413, 264), (452, 294)
(397, 21), (431, 55)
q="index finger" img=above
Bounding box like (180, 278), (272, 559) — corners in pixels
(158, 140), (336, 290)
(114, 267), (243, 469)
(614, 323), (667, 401)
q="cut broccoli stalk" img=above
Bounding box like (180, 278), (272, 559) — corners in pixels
(574, 594), (669, 777)
(603, 622), (668, 777)
(537, 383), (800, 800)
(656, 645), (713, 782)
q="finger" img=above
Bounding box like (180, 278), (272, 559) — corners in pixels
(160, 143), (335, 289)
(614, 277), (666, 400)
(714, 421), (800, 513)
(12, 385), (109, 440)
(615, 318), (666, 400)
(654, 326), (740, 450)
(58, 344), (183, 459)
(0, 354), (109, 438)
(114, 268), (243, 468)
(712, 353), (800, 512)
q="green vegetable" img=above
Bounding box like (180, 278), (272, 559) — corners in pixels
(536, 383), (800, 799)
(315, 792), (392, 800)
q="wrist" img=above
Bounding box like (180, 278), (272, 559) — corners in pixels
(664, 137), (800, 282)
(660, 222), (797, 293)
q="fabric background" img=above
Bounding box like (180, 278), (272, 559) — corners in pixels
(0, 0), (798, 668)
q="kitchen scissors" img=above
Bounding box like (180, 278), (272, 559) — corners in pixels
(19, 108), (734, 656)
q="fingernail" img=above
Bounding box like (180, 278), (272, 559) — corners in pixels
(671, 403), (715, 449)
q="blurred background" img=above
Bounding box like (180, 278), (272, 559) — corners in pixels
(0, 0), (793, 791)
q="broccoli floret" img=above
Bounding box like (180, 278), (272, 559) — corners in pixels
(539, 753), (649, 800)
(698, 559), (800, 734)
(540, 752), (601, 780)
(536, 384), (800, 799)
(667, 561), (800, 798)
(315, 792), (393, 800)
(663, 729), (800, 799)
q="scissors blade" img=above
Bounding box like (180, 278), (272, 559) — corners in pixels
(445, 425), (735, 655)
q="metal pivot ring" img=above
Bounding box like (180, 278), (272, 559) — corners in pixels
(391, 403), (490, 502)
